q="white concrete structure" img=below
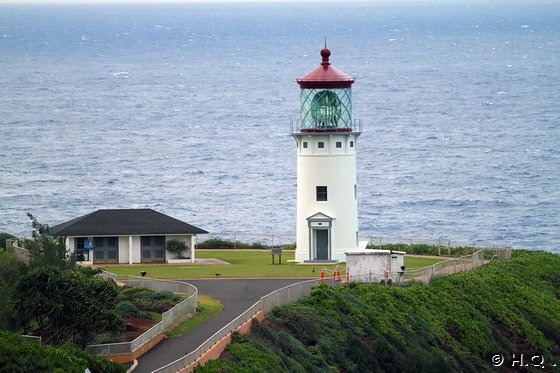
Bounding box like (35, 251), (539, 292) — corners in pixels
(345, 250), (406, 283)
(293, 47), (361, 262)
(63, 235), (197, 265)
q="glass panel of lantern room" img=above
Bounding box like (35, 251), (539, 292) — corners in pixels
(300, 88), (352, 130)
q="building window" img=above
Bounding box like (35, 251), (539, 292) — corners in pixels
(141, 236), (166, 262)
(336, 141), (342, 148)
(350, 141), (354, 147)
(303, 142), (308, 148)
(318, 142), (325, 149)
(354, 184), (357, 199)
(93, 236), (118, 263)
(316, 186), (328, 201)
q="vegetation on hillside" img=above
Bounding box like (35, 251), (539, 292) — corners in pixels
(196, 250), (560, 373)
(0, 217), (127, 371)
(0, 332), (125, 373)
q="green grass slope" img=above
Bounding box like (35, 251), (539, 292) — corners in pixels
(195, 250), (560, 373)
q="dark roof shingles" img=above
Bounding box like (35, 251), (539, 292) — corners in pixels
(52, 209), (207, 236)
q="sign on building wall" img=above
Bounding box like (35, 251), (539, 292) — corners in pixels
(84, 239), (93, 250)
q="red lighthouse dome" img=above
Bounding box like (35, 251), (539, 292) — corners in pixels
(296, 48), (355, 89)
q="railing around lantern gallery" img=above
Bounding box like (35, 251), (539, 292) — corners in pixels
(290, 118), (363, 133)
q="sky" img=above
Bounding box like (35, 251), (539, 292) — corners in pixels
(0, 0), (357, 3)
(0, 0), (382, 3)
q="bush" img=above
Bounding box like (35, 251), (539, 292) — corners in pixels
(166, 239), (188, 258)
(365, 243), (478, 257)
(0, 331), (125, 373)
(117, 287), (182, 313)
(197, 238), (243, 249)
(115, 301), (143, 319)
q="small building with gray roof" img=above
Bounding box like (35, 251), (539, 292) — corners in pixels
(52, 208), (207, 265)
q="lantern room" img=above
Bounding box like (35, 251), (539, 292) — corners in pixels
(296, 47), (355, 132)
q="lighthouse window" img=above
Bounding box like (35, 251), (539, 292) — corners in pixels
(350, 141), (354, 147)
(303, 142), (308, 148)
(318, 142), (325, 149)
(316, 186), (328, 201)
(336, 142), (342, 148)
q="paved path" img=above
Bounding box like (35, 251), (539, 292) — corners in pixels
(134, 278), (309, 373)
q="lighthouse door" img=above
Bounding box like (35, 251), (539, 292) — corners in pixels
(315, 229), (329, 260)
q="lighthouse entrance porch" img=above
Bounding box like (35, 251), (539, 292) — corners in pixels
(306, 212), (333, 261)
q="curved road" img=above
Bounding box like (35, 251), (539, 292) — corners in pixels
(134, 278), (309, 373)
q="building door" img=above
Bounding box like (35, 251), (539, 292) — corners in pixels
(93, 237), (118, 263)
(315, 229), (329, 260)
(141, 236), (166, 262)
(75, 237), (91, 262)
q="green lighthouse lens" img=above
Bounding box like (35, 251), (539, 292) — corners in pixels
(310, 90), (342, 128)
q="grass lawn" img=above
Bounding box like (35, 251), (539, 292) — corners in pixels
(102, 250), (445, 279)
(167, 295), (223, 338)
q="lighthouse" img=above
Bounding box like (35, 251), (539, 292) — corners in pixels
(293, 47), (361, 263)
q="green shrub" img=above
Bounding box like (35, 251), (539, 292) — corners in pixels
(365, 243), (479, 257)
(166, 239), (188, 258)
(197, 238), (247, 249)
(0, 332), (125, 373)
(117, 287), (182, 313)
(115, 301), (142, 318)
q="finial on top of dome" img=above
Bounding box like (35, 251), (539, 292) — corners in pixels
(320, 38), (331, 66)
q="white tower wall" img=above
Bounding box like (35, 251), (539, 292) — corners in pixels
(294, 133), (360, 262)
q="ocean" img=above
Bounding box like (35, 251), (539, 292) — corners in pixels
(1, 1), (559, 252)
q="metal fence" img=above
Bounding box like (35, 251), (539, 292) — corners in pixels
(400, 249), (486, 285)
(359, 235), (512, 256)
(6, 238), (31, 264)
(349, 250), (494, 285)
(86, 275), (198, 356)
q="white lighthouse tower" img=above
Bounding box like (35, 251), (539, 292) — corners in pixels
(293, 47), (361, 263)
